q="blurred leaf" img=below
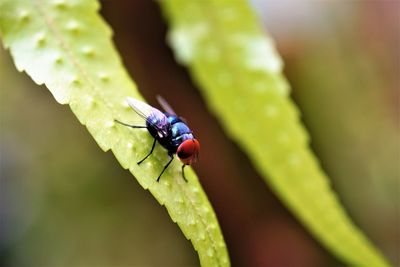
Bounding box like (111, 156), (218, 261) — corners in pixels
(160, 0), (390, 266)
(0, 0), (229, 266)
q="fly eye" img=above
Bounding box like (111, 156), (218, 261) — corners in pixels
(177, 139), (200, 162)
(177, 144), (193, 159)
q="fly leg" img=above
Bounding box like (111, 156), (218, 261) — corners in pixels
(137, 138), (157, 165)
(114, 119), (147, 129)
(114, 119), (156, 164)
(157, 155), (174, 182)
(181, 164), (188, 182)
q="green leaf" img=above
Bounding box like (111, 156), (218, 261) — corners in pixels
(159, 0), (390, 266)
(0, 0), (229, 266)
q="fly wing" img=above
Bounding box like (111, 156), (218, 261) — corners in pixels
(126, 97), (157, 119)
(156, 95), (177, 115)
(126, 97), (170, 138)
(156, 95), (188, 123)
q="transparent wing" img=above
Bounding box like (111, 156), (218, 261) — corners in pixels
(156, 95), (177, 115)
(126, 97), (170, 138)
(126, 97), (157, 119)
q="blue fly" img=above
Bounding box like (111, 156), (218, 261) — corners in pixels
(115, 96), (200, 182)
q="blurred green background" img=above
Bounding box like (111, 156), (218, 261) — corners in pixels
(1, 1), (398, 266)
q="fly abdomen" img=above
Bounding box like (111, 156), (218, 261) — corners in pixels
(146, 113), (169, 139)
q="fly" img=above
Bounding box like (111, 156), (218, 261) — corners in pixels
(115, 96), (200, 182)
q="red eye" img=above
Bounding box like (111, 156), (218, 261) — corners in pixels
(177, 139), (200, 165)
